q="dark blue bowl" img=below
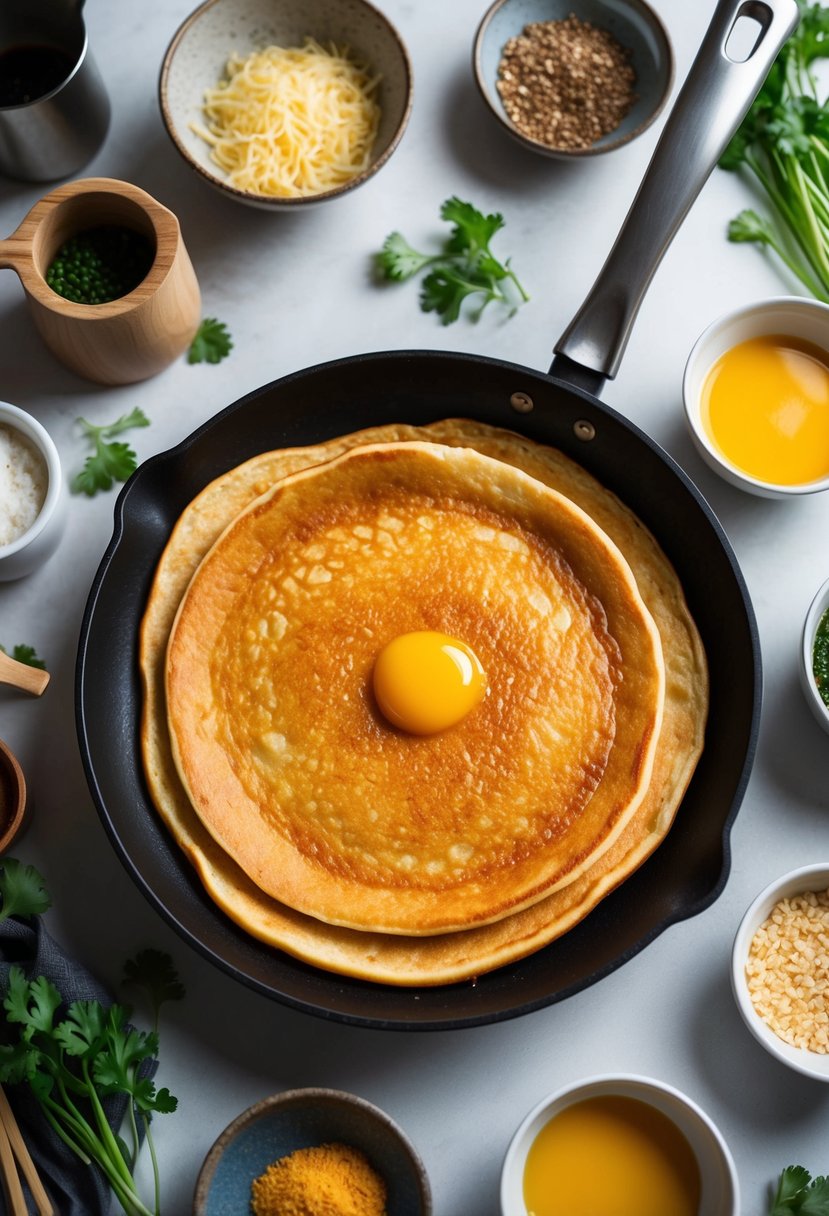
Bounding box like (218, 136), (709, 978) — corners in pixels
(193, 1087), (432, 1215)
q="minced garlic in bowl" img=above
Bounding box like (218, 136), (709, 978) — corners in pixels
(746, 888), (829, 1053)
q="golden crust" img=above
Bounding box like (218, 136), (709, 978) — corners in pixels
(140, 420), (707, 984)
(165, 441), (665, 934)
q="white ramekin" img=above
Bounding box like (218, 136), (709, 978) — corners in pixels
(683, 296), (829, 499)
(732, 864), (829, 1081)
(501, 1073), (739, 1216)
(0, 400), (66, 581)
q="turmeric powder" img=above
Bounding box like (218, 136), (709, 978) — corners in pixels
(250, 1140), (387, 1216)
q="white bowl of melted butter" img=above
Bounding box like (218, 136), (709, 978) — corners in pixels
(683, 296), (829, 499)
(0, 401), (66, 581)
(501, 1074), (738, 1216)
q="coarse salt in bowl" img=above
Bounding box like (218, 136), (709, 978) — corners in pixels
(0, 401), (66, 581)
(732, 864), (829, 1081)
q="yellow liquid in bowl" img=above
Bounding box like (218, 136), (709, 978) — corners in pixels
(523, 1094), (701, 1216)
(700, 333), (829, 485)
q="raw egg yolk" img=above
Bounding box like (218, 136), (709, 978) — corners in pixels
(372, 631), (487, 735)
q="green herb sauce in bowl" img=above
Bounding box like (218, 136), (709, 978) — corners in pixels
(813, 608), (829, 709)
(801, 578), (829, 733)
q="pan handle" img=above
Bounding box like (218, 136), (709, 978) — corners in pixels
(551, 0), (799, 386)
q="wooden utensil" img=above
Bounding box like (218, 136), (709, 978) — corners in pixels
(0, 178), (201, 385)
(0, 738), (28, 854)
(0, 1086), (53, 1216)
(0, 651), (49, 696)
(0, 1114), (26, 1216)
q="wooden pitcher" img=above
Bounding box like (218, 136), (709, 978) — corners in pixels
(0, 178), (201, 385)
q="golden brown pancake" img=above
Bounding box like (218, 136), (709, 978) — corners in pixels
(165, 441), (665, 935)
(140, 420), (707, 983)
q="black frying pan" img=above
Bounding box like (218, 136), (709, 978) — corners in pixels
(76, 0), (795, 1030)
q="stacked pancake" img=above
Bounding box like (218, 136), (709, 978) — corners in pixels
(140, 420), (708, 985)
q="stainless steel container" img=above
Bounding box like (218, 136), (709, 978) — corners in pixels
(0, 0), (110, 182)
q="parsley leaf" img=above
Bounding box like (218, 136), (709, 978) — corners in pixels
(72, 409), (150, 497)
(770, 1165), (829, 1215)
(802, 1178), (829, 1215)
(187, 317), (233, 364)
(0, 643), (46, 670)
(441, 196), (504, 257)
(377, 232), (438, 281)
(0, 858), (52, 922)
(376, 197), (529, 324)
(122, 949), (186, 1031)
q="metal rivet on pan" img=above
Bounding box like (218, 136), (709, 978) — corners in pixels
(574, 420), (596, 441)
(510, 392), (534, 413)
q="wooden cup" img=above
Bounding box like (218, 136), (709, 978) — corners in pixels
(0, 178), (201, 385)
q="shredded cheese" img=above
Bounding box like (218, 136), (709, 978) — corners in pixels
(192, 38), (382, 198)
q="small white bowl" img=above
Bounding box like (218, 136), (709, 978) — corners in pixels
(683, 296), (829, 499)
(0, 401), (66, 581)
(159, 0), (413, 211)
(732, 864), (829, 1081)
(801, 578), (829, 734)
(501, 1074), (739, 1216)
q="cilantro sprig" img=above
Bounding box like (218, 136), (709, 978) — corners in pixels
(770, 1165), (829, 1214)
(720, 1), (829, 299)
(0, 643), (46, 670)
(0, 859), (51, 922)
(122, 949), (186, 1034)
(0, 865), (182, 1216)
(72, 408), (150, 497)
(0, 966), (178, 1216)
(187, 317), (233, 364)
(376, 196), (529, 324)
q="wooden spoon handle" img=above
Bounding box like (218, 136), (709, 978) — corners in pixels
(0, 1087), (53, 1216)
(0, 1112), (27, 1216)
(0, 652), (49, 696)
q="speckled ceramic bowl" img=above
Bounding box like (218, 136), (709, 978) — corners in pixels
(160, 0), (413, 210)
(192, 1088), (432, 1215)
(474, 0), (673, 158)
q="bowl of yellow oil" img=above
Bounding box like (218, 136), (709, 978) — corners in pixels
(500, 1074), (738, 1216)
(683, 297), (829, 498)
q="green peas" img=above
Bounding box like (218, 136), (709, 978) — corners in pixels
(45, 226), (155, 306)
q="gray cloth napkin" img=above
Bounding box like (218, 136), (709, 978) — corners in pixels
(0, 915), (144, 1216)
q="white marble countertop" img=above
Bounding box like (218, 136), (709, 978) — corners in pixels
(2, 0), (829, 1212)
